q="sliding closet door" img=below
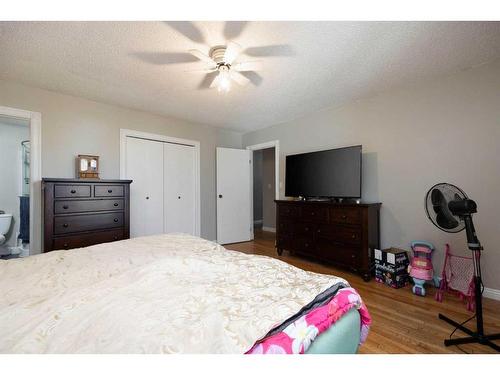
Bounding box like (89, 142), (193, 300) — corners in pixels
(163, 142), (196, 235)
(125, 136), (164, 237)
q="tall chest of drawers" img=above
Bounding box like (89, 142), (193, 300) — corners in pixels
(42, 178), (132, 252)
(275, 200), (381, 281)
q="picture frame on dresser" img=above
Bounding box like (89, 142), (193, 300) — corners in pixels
(42, 178), (132, 252)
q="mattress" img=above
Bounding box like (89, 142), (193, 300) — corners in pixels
(0, 233), (368, 354)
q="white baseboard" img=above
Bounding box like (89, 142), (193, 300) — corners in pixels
(483, 287), (500, 301)
(262, 226), (276, 233)
(253, 219), (263, 225)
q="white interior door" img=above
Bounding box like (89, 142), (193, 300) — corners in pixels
(216, 147), (252, 244)
(164, 142), (196, 235)
(125, 136), (164, 237)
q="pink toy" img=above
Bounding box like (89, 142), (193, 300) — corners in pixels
(435, 244), (475, 311)
(408, 241), (435, 296)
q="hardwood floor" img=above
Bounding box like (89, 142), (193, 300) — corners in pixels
(226, 229), (500, 354)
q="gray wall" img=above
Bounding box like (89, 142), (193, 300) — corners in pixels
(262, 148), (276, 229)
(0, 80), (243, 250)
(253, 150), (263, 223)
(0, 118), (30, 250)
(243, 60), (500, 290)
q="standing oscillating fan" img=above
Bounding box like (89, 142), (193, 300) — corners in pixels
(425, 183), (500, 351)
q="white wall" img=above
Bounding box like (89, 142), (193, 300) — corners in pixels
(0, 118), (30, 250)
(243, 60), (500, 290)
(0, 80), (243, 250)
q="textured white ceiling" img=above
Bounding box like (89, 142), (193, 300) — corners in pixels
(1, 21), (500, 132)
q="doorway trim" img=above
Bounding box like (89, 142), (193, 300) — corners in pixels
(119, 129), (201, 237)
(246, 140), (280, 240)
(0, 106), (42, 255)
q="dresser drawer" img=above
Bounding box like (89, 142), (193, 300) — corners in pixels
(294, 236), (315, 254)
(278, 219), (294, 234)
(333, 225), (362, 245)
(316, 238), (358, 269)
(54, 212), (124, 234)
(94, 185), (124, 197)
(330, 207), (361, 225)
(315, 224), (362, 245)
(54, 184), (91, 198)
(295, 221), (316, 235)
(54, 199), (124, 214)
(278, 204), (299, 218)
(301, 206), (329, 222)
(53, 229), (125, 250)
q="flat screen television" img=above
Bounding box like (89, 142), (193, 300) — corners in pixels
(285, 145), (362, 198)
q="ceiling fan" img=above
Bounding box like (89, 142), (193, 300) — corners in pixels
(132, 22), (295, 93)
(187, 41), (263, 93)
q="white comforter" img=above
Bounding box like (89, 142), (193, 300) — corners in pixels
(0, 234), (347, 353)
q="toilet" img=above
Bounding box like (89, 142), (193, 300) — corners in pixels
(0, 213), (13, 251)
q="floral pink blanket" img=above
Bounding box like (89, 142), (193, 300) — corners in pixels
(246, 286), (371, 354)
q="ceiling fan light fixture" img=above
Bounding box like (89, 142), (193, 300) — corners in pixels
(216, 65), (231, 93)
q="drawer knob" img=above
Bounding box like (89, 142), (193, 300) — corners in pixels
(70, 189), (76, 194)
(63, 223), (68, 228)
(114, 203), (119, 207)
(108, 189), (113, 193)
(146, 196), (150, 200)
(113, 236), (118, 240)
(317, 229), (321, 233)
(311, 212), (315, 216)
(305, 243), (309, 247)
(178, 196), (181, 199)
(351, 234), (356, 239)
(63, 205), (69, 209)
(342, 215), (347, 219)
(114, 218), (119, 222)
(63, 243), (68, 248)
(305, 227), (309, 231)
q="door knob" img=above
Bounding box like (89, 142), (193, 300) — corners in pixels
(218, 194), (223, 198)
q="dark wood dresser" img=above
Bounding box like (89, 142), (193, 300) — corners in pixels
(42, 178), (132, 252)
(275, 200), (381, 281)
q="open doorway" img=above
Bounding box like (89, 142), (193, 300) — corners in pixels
(248, 141), (279, 240)
(0, 115), (30, 257)
(0, 106), (41, 257)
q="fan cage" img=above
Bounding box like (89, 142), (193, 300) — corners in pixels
(425, 182), (467, 233)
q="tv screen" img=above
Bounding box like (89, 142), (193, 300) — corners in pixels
(285, 145), (362, 198)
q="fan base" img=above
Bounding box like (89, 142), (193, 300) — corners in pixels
(439, 313), (500, 352)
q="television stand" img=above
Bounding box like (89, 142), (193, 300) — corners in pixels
(275, 200), (381, 281)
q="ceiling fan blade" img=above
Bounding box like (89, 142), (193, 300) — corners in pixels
(230, 71), (251, 86)
(131, 52), (199, 65)
(223, 21), (248, 40)
(197, 71), (219, 90)
(232, 61), (263, 72)
(164, 21), (206, 44)
(224, 41), (242, 64)
(185, 66), (217, 73)
(209, 73), (221, 89)
(243, 44), (295, 57)
(188, 49), (216, 64)
(239, 71), (263, 86)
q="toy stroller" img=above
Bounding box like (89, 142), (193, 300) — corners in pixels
(408, 241), (435, 296)
(435, 244), (475, 311)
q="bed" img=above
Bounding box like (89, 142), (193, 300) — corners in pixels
(0, 233), (370, 354)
